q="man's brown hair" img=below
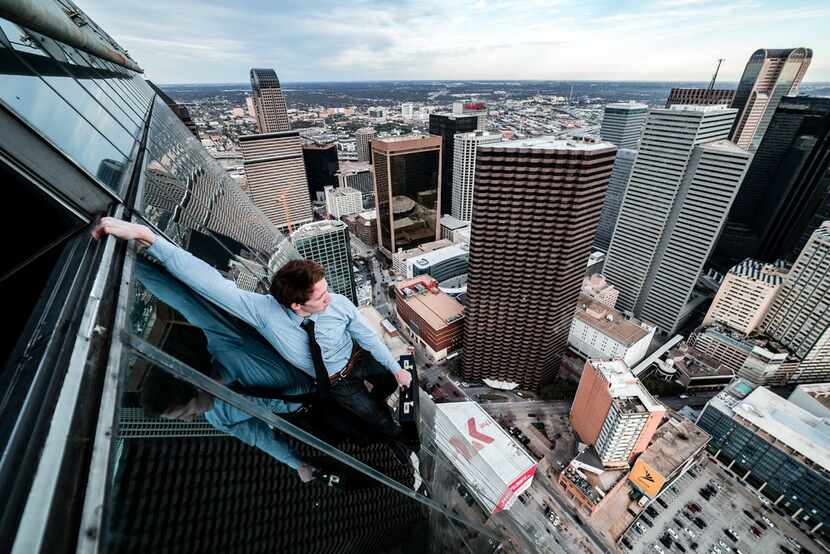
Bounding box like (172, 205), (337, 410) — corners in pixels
(270, 260), (326, 307)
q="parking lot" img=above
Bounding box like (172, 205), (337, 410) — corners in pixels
(622, 457), (823, 554)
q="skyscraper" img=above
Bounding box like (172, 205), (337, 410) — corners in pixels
(301, 142), (339, 202)
(713, 96), (830, 268)
(665, 88), (735, 108)
(763, 222), (830, 382)
(355, 127), (376, 163)
(401, 102), (414, 120)
(249, 68), (291, 133)
(730, 48), (813, 150)
(451, 130), (502, 222)
(603, 106), (747, 334)
(239, 131), (313, 231)
(429, 113), (481, 216)
(291, 220), (357, 304)
(371, 135), (443, 258)
(462, 137), (617, 389)
(593, 148), (637, 253)
(324, 185), (363, 218)
(599, 102), (648, 150)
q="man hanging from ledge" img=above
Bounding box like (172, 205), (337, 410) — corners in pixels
(93, 217), (413, 458)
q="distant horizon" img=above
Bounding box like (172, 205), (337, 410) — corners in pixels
(156, 78), (830, 87)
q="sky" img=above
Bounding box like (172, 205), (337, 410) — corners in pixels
(79, 0), (830, 84)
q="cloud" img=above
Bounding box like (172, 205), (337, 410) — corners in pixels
(76, 0), (830, 82)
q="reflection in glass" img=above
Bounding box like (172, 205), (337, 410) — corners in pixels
(129, 258), (314, 470)
(138, 97), (288, 260)
(0, 34), (131, 191)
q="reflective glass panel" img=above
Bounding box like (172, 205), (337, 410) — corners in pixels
(0, 40), (130, 191)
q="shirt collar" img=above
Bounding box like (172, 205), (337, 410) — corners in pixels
(285, 306), (318, 327)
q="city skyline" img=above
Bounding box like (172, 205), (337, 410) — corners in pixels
(79, 0), (830, 83)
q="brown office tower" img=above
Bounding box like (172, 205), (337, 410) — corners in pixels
(665, 88), (735, 108)
(372, 135), (443, 258)
(250, 68), (291, 133)
(462, 137), (617, 390)
(730, 48), (812, 150)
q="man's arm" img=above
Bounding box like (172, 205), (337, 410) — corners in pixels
(93, 217), (265, 329)
(345, 302), (412, 388)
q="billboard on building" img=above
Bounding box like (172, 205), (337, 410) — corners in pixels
(628, 458), (666, 497)
(433, 402), (537, 513)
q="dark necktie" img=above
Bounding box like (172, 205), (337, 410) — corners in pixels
(301, 319), (330, 398)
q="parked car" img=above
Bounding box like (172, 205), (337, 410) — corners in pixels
(674, 518), (684, 527)
(751, 526), (763, 537)
(693, 517), (707, 529)
(668, 529), (679, 540)
(621, 538), (633, 550)
(684, 527), (696, 539)
(743, 509), (756, 521)
(762, 515), (775, 528)
(657, 497), (669, 509)
(646, 506), (659, 518)
(724, 528), (738, 542)
(641, 515), (654, 528)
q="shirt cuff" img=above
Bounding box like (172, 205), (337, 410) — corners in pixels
(145, 235), (176, 263)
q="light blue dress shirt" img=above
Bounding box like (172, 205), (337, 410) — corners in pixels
(145, 236), (403, 380)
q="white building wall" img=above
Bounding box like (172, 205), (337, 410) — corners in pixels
(568, 318), (654, 367)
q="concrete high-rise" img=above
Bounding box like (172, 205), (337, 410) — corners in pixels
(324, 186), (363, 218)
(603, 106), (749, 334)
(371, 135), (443, 258)
(429, 113), (481, 216)
(462, 137), (617, 389)
(401, 102), (414, 120)
(355, 127), (376, 163)
(240, 131), (313, 232)
(249, 68), (290, 133)
(336, 161), (375, 208)
(665, 88), (735, 108)
(599, 102), (648, 149)
(451, 130), (502, 222)
(713, 96), (830, 269)
(570, 360), (665, 468)
(730, 48), (813, 150)
(763, 222), (830, 383)
(593, 148), (637, 253)
(291, 220), (357, 304)
(703, 259), (786, 335)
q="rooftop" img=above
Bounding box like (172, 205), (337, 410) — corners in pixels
(670, 345), (734, 378)
(291, 220), (347, 240)
(394, 239), (455, 260)
(591, 360), (664, 414)
(395, 275), (464, 330)
(728, 258), (787, 286)
(336, 161), (372, 174)
(325, 186), (362, 198)
(604, 102), (649, 110)
(574, 295), (650, 346)
(636, 416), (710, 478)
(440, 214), (468, 230)
(732, 387), (830, 472)
(793, 383), (830, 411)
(357, 305), (412, 359)
(480, 135), (617, 152)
